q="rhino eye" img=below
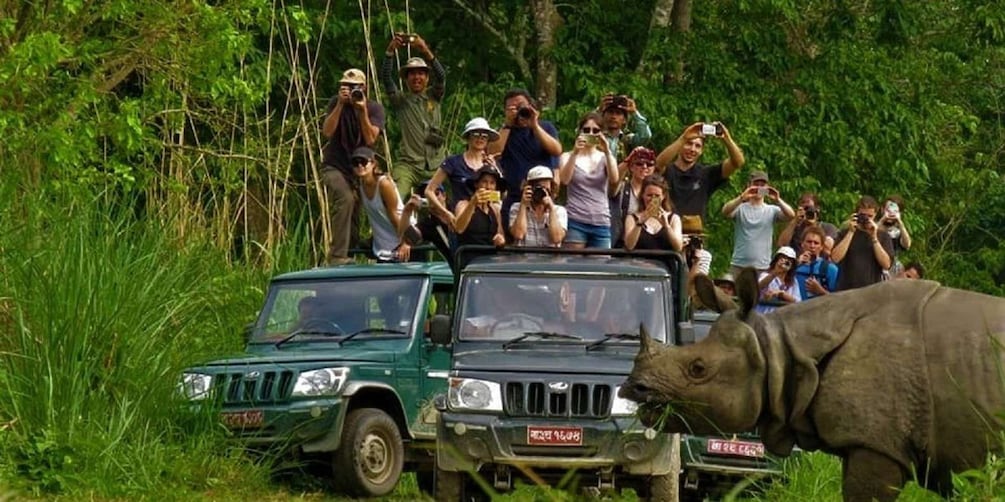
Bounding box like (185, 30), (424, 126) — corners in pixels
(687, 360), (707, 379)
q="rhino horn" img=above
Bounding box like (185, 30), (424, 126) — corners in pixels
(638, 322), (659, 356)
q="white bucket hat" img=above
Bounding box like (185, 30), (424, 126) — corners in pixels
(461, 117), (500, 142)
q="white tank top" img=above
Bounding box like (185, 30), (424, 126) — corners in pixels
(359, 176), (405, 258)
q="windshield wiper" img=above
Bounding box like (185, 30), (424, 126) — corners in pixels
(503, 331), (584, 349)
(275, 328), (342, 348)
(338, 327), (408, 346)
(586, 332), (641, 351)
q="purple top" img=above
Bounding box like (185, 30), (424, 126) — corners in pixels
(562, 150), (612, 227)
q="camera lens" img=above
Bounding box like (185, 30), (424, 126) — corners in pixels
(350, 88), (365, 102)
(532, 186), (546, 204)
(517, 106), (533, 119)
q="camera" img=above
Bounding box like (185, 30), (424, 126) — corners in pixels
(780, 260), (792, 271)
(803, 206), (818, 220)
(417, 197), (430, 208)
(517, 105), (534, 120)
(396, 32), (417, 44)
(531, 185), (547, 204)
(855, 213), (871, 226)
(349, 85), (365, 103)
(612, 94), (629, 109)
(701, 122), (724, 137)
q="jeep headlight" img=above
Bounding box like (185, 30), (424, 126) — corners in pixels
(292, 367), (350, 397)
(179, 372), (213, 401)
(447, 377), (502, 412)
(611, 386), (639, 416)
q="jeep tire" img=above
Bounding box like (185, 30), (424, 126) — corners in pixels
(333, 408), (404, 497)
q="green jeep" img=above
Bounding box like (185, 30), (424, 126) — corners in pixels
(179, 262), (454, 497)
(429, 247), (691, 501)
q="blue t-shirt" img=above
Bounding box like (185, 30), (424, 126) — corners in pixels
(729, 202), (784, 269)
(499, 121), (560, 203)
(439, 154), (478, 206)
(794, 259), (839, 300)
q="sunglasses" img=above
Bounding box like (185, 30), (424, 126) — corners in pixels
(581, 127), (602, 134)
(352, 158), (370, 167)
(469, 132), (490, 140)
(632, 161), (656, 168)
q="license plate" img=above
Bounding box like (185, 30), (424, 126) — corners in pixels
(706, 438), (765, 458)
(527, 426), (583, 446)
(221, 410), (264, 428)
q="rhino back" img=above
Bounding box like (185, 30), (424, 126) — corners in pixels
(922, 286), (1005, 472)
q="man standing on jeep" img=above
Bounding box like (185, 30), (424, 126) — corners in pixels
(380, 32), (446, 195)
(655, 122), (746, 229)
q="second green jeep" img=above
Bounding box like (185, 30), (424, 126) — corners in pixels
(180, 262), (453, 496)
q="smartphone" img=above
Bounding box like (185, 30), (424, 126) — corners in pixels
(396, 32), (417, 44)
(757, 187), (770, 197)
(586, 135), (600, 146)
(485, 190), (501, 202)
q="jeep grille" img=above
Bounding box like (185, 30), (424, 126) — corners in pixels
(217, 370), (295, 404)
(504, 382), (612, 418)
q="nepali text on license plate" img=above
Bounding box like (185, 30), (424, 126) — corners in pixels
(706, 438), (765, 458)
(221, 410), (264, 428)
(527, 426), (583, 446)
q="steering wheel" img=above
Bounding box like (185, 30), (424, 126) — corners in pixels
(490, 313), (544, 336)
(292, 318), (344, 336)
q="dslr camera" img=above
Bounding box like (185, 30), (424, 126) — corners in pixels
(517, 105), (534, 120)
(612, 94), (629, 109)
(531, 185), (547, 204)
(803, 206), (818, 220)
(348, 84), (365, 103)
(855, 213), (872, 226)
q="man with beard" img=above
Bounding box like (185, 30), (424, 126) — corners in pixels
(655, 122), (746, 230)
(380, 33), (447, 195)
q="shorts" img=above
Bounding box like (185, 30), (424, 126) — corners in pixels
(565, 219), (612, 249)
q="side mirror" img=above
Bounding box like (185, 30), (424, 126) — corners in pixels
(430, 314), (452, 345)
(242, 322), (255, 344)
(677, 321), (695, 345)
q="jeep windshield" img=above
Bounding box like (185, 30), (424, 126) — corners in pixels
(250, 276), (423, 345)
(456, 274), (669, 344)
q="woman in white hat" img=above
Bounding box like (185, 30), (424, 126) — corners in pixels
(755, 246), (802, 314)
(423, 117), (500, 220)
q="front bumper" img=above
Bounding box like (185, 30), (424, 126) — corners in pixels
(436, 411), (675, 476)
(216, 397), (347, 452)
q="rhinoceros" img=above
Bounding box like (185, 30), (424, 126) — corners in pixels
(619, 268), (1005, 501)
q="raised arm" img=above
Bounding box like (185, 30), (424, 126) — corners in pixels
(717, 123), (746, 178)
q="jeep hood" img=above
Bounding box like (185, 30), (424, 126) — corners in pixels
(201, 348), (396, 368)
(451, 347), (635, 375)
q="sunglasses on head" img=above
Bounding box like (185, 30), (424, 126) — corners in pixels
(581, 127), (602, 134)
(633, 161), (655, 167)
(469, 132), (490, 140)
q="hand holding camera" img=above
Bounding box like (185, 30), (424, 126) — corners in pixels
(531, 185), (549, 206)
(802, 206), (818, 221)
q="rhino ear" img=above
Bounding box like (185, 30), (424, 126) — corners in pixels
(735, 267), (760, 320)
(694, 274), (737, 313)
(638, 322), (658, 356)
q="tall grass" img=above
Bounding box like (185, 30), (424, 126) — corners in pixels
(0, 189), (274, 498)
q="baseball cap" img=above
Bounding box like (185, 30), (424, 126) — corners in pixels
(713, 273), (735, 287)
(350, 146), (375, 162)
(399, 57), (430, 77)
(774, 246), (797, 260)
(526, 166), (553, 182)
(340, 68), (366, 85)
(749, 171), (769, 183)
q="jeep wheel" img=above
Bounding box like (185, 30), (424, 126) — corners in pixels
(434, 467), (464, 502)
(333, 408), (404, 497)
(645, 473), (679, 502)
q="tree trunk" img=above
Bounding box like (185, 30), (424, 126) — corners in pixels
(530, 0), (561, 108)
(665, 0), (693, 84)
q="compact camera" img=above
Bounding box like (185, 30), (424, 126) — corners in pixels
(701, 122), (724, 137)
(531, 185), (547, 204)
(517, 105), (534, 120)
(612, 94), (629, 109)
(396, 32), (417, 44)
(417, 197), (430, 208)
(349, 85), (365, 102)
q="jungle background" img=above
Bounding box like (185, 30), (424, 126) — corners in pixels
(0, 0), (1002, 499)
